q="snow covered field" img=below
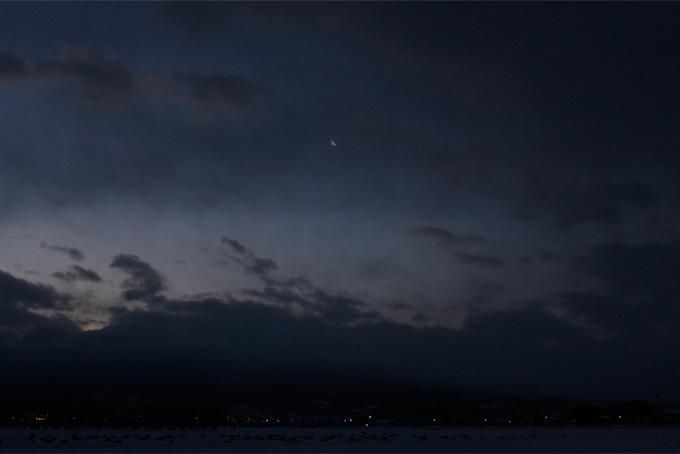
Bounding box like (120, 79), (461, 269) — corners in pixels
(2, 426), (680, 452)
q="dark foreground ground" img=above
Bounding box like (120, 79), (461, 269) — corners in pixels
(2, 426), (680, 452)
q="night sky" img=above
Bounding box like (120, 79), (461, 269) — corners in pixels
(1, 2), (680, 402)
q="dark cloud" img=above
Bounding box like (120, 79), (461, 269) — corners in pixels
(409, 226), (503, 267)
(555, 182), (658, 228)
(467, 281), (504, 304)
(222, 237), (378, 325)
(518, 250), (563, 265)
(156, 2), (234, 39)
(0, 47), (258, 114)
(246, 285), (379, 326)
(424, 147), (668, 234)
(0, 255), (676, 400)
(36, 47), (134, 100)
(93, 297), (540, 388)
(386, 302), (414, 311)
(0, 269), (76, 343)
(408, 226), (486, 246)
(545, 240), (680, 342)
(536, 250), (562, 263)
(14, 294), (648, 400)
(464, 304), (588, 347)
(40, 242), (85, 261)
(221, 236), (278, 279)
(0, 269), (69, 310)
(110, 254), (165, 302)
(249, 257), (278, 279)
(173, 72), (258, 109)
(427, 147), (664, 231)
(155, 3), (334, 39)
(52, 265), (102, 283)
(70, 237), (677, 398)
(221, 237), (248, 255)
(0, 306), (78, 346)
(0, 52), (27, 79)
(456, 252), (506, 268)
(361, 3), (680, 144)
(572, 241), (680, 299)
(412, 311), (430, 323)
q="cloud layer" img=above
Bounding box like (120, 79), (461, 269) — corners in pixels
(1, 2), (679, 402)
